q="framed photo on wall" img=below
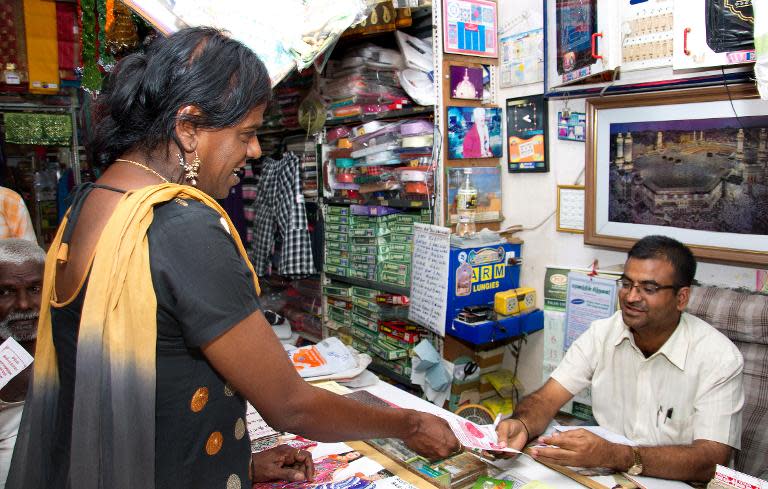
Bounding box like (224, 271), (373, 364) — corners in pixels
(447, 106), (503, 159)
(443, 0), (498, 58)
(585, 85), (768, 267)
(506, 95), (548, 172)
(558, 111), (586, 141)
(557, 184), (585, 233)
(449, 65), (483, 100)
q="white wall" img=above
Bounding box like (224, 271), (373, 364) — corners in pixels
(496, 79), (758, 399)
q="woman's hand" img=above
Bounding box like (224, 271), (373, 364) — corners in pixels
(250, 445), (314, 483)
(401, 411), (461, 461)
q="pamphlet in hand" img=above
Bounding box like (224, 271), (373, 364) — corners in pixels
(0, 337), (33, 390)
(441, 415), (521, 454)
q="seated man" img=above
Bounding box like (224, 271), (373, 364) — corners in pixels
(0, 239), (44, 488)
(496, 235), (744, 482)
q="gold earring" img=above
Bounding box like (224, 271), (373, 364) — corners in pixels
(178, 151), (201, 186)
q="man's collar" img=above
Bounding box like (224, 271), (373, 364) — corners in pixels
(615, 313), (689, 370)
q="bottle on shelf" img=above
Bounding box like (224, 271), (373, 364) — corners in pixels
(455, 167), (477, 237)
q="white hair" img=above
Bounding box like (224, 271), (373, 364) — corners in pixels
(0, 238), (45, 267)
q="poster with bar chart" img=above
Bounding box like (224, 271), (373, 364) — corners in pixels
(443, 0), (498, 58)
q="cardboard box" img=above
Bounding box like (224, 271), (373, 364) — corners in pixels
(324, 264), (348, 276)
(327, 205), (349, 216)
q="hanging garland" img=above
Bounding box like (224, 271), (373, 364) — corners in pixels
(96, 0), (115, 71)
(79, 0), (102, 92)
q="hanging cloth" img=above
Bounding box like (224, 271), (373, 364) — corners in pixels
(7, 183), (259, 489)
(23, 0), (59, 94)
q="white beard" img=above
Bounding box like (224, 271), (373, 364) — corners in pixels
(0, 311), (39, 343)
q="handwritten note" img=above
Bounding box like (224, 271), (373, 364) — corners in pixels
(0, 337), (33, 390)
(408, 223), (451, 336)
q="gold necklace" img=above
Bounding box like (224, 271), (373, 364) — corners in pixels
(114, 158), (170, 183)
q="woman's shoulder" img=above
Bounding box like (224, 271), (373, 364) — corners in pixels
(149, 199), (235, 245)
(152, 198), (221, 226)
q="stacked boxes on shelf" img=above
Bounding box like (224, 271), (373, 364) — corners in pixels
(325, 204), (431, 290)
(323, 282), (354, 344)
(324, 205), (350, 277)
(376, 210), (430, 289)
(322, 281), (437, 380)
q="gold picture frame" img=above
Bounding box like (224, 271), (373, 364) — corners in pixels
(585, 85), (768, 267)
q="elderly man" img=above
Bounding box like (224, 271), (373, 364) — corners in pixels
(496, 235), (744, 482)
(0, 239), (44, 488)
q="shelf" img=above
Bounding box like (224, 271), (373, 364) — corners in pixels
(325, 273), (410, 296)
(325, 106), (434, 127)
(324, 197), (433, 210)
(296, 330), (323, 344)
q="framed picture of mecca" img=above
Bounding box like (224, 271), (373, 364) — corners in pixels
(585, 85), (768, 267)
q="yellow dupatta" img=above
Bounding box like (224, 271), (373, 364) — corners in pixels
(8, 183), (259, 489)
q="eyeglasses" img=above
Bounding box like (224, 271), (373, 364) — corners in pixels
(617, 278), (680, 296)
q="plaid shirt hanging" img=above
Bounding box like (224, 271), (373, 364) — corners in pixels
(250, 152), (315, 278)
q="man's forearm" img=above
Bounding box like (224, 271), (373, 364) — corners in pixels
(512, 392), (561, 440)
(634, 443), (729, 482)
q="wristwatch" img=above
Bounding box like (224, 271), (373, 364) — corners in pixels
(627, 447), (643, 476)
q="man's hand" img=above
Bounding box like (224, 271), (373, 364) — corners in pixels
(496, 419), (530, 452)
(250, 445), (315, 483)
(529, 429), (630, 470)
(402, 411), (461, 460)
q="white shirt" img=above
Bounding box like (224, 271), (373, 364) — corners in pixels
(551, 311), (744, 448)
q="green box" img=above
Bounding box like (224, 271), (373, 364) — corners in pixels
(388, 224), (414, 235)
(323, 284), (352, 298)
(379, 261), (410, 275)
(325, 255), (349, 268)
(350, 244), (389, 256)
(325, 223), (349, 234)
(351, 324), (379, 343)
(325, 241), (349, 252)
(352, 312), (378, 332)
(325, 214), (350, 224)
(379, 269), (410, 287)
(350, 254), (378, 265)
(384, 252), (410, 263)
(353, 296), (380, 315)
(325, 232), (348, 243)
(387, 242), (411, 254)
(327, 205), (349, 216)
(352, 304), (381, 322)
(350, 227), (390, 238)
(351, 286), (379, 299)
(349, 268), (377, 281)
(328, 307), (350, 325)
(385, 233), (413, 244)
(324, 264), (348, 276)
(369, 338), (408, 360)
(350, 236), (389, 246)
(350, 261), (377, 273)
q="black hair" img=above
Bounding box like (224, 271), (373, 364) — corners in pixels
(627, 235), (697, 287)
(90, 27), (271, 167)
